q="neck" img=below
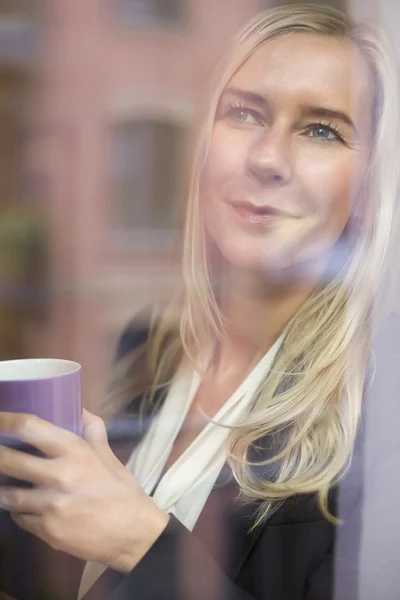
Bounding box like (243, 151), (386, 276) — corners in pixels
(211, 266), (321, 378)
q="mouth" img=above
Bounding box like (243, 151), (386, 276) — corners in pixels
(229, 201), (293, 225)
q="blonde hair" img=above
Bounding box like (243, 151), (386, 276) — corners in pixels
(108, 5), (400, 526)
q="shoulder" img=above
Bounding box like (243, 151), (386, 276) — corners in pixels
(115, 300), (181, 364)
(114, 304), (164, 363)
(115, 309), (152, 363)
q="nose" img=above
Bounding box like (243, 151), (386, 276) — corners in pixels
(247, 126), (293, 186)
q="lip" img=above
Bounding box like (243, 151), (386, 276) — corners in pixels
(229, 200), (294, 225)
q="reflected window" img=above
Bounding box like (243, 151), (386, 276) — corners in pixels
(0, 0), (35, 18)
(0, 0), (38, 62)
(0, 18), (36, 61)
(110, 120), (184, 250)
(119, 0), (183, 26)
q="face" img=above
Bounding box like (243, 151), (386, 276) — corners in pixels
(200, 33), (374, 276)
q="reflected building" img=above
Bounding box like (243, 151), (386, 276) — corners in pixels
(4, 0), (371, 406)
(29, 0), (271, 407)
(0, 1), (47, 361)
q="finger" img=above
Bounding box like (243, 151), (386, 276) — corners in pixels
(0, 446), (63, 487)
(0, 486), (57, 514)
(0, 413), (84, 458)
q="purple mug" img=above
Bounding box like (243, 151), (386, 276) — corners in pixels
(0, 359), (82, 485)
(0, 358), (82, 434)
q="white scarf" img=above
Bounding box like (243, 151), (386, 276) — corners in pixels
(78, 335), (283, 599)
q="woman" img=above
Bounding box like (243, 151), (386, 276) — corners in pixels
(0, 5), (399, 600)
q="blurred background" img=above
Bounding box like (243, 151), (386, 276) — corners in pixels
(0, 0), (395, 410)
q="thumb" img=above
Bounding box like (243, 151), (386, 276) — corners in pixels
(82, 409), (128, 477)
(82, 409), (109, 449)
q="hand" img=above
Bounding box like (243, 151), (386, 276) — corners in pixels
(0, 410), (169, 572)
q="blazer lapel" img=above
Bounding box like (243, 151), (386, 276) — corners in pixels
(192, 463), (265, 580)
(106, 411), (275, 584)
(86, 404), (273, 596)
(82, 462), (265, 600)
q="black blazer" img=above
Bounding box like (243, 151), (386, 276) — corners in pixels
(1, 314), (400, 600)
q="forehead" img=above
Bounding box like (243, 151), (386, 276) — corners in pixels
(228, 33), (373, 132)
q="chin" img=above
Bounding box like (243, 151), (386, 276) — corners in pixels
(215, 236), (335, 285)
(217, 237), (289, 273)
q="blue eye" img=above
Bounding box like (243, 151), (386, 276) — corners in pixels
(307, 124), (342, 141)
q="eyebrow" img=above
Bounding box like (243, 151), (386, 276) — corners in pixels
(221, 87), (357, 135)
(301, 106), (358, 135)
(221, 87), (268, 107)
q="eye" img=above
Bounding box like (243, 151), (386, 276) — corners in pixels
(223, 102), (263, 125)
(306, 122), (344, 142)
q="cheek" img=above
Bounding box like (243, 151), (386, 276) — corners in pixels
(201, 127), (248, 202)
(300, 152), (365, 231)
